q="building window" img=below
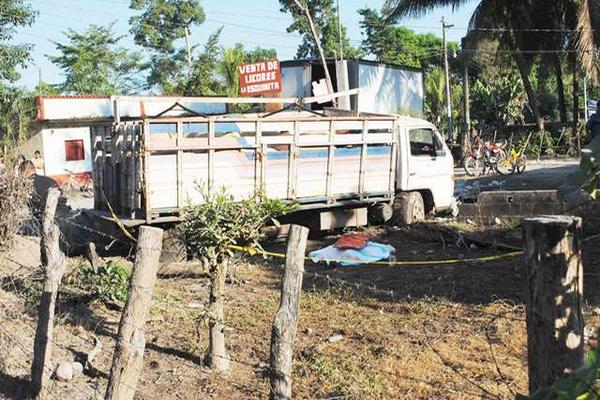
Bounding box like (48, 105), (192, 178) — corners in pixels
(65, 139), (85, 161)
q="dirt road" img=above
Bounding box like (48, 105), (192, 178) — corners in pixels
(455, 159), (580, 200)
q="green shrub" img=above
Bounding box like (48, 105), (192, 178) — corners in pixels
(177, 187), (295, 264)
(68, 259), (130, 304)
(520, 348), (600, 399)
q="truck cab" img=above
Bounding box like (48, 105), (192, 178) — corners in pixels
(393, 117), (455, 224)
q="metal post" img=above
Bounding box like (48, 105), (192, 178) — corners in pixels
(442, 18), (454, 141)
(461, 37), (471, 157)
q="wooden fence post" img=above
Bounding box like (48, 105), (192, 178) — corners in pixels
(269, 224), (309, 400)
(105, 226), (163, 400)
(31, 188), (65, 399)
(522, 216), (584, 395)
(206, 256), (230, 371)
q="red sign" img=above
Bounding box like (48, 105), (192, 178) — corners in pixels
(239, 60), (281, 96)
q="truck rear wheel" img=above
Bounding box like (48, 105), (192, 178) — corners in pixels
(393, 192), (425, 225)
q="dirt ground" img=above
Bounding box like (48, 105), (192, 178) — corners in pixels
(2, 218), (600, 400)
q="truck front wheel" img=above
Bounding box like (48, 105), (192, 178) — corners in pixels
(394, 192), (425, 225)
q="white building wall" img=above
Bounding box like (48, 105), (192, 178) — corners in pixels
(41, 127), (92, 177)
(357, 64), (424, 116)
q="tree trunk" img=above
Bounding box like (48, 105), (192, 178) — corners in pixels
(522, 216), (584, 395)
(31, 188), (66, 399)
(572, 53), (580, 140)
(269, 225), (309, 400)
(554, 55), (568, 124)
(206, 256), (229, 371)
(505, 12), (544, 131)
(105, 226), (164, 400)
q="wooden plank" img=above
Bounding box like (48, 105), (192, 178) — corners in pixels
(287, 120), (299, 199)
(143, 122), (152, 224)
(325, 119), (335, 199)
(176, 121), (183, 210)
(255, 121), (262, 194)
(389, 119), (398, 192)
(112, 89), (359, 106)
(208, 119), (215, 194)
(358, 120), (368, 194)
(522, 216), (584, 395)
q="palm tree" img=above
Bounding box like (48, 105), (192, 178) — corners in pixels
(575, 0), (600, 85)
(383, 0), (599, 130)
(218, 44), (246, 98)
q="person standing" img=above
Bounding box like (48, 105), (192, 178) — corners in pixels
(586, 112), (600, 142)
(32, 150), (45, 175)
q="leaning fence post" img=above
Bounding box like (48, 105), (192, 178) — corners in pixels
(269, 224), (309, 400)
(105, 226), (163, 400)
(522, 215), (584, 395)
(31, 188), (65, 399)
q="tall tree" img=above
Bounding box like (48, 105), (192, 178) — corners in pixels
(179, 27), (223, 96)
(0, 85), (35, 146)
(48, 23), (143, 95)
(575, 0), (600, 85)
(279, 0), (362, 60)
(359, 8), (457, 70)
(0, 0), (36, 84)
(0, 1), (36, 146)
(129, 0), (205, 92)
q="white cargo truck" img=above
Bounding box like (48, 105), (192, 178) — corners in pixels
(90, 93), (455, 230)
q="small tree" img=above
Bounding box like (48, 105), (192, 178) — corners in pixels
(177, 187), (294, 371)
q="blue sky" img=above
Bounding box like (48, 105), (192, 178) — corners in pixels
(14, 0), (478, 89)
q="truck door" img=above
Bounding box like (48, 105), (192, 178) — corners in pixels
(406, 127), (454, 209)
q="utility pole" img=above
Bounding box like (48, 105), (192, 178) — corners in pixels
(461, 37), (471, 157)
(336, 0), (343, 61)
(292, 0), (337, 107)
(441, 17), (454, 141)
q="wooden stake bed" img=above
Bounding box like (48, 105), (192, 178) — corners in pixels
(92, 110), (399, 225)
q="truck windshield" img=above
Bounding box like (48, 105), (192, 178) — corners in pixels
(409, 128), (444, 157)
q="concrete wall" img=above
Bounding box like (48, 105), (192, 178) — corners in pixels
(41, 127), (92, 177)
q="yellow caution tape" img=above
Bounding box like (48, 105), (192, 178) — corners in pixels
(227, 244), (524, 266)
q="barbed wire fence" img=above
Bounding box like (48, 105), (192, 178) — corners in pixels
(1, 198), (591, 399)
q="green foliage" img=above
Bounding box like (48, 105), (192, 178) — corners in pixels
(0, 0), (37, 84)
(471, 72), (526, 129)
(279, 0), (363, 60)
(68, 260), (131, 304)
(177, 187), (295, 264)
(48, 23), (143, 94)
(130, 0), (205, 53)
(129, 0), (205, 93)
(0, 84), (35, 146)
(359, 8), (458, 70)
(179, 27), (223, 96)
(563, 136), (600, 199)
(520, 348), (600, 399)
(424, 67), (462, 135)
(524, 130), (555, 156)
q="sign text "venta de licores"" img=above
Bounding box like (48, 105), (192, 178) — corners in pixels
(239, 60), (282, 96)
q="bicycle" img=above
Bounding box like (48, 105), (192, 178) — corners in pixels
(463, 135), (484, 176)
(495, 132), (532, 175)
(60, 169), (94, 197)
